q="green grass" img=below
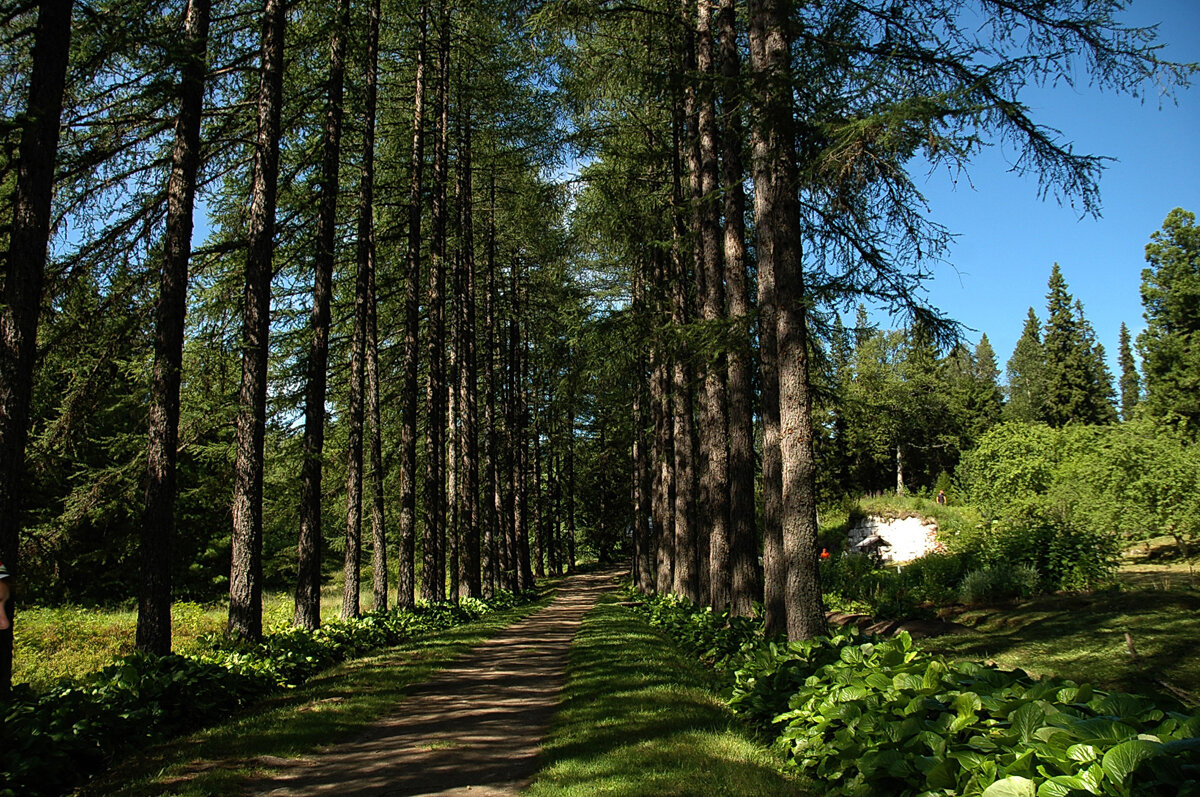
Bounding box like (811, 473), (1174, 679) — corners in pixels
(920, 587), (1200, 706)
(527, 596), (806, 797)
(15, 589), (349, 690)
(77, 594), (553, 797)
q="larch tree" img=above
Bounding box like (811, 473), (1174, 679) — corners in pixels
(1118, 322), (1140, 421)
(229, 0), (287, 641)
(0, 0), (74, 690)
(138, 0), (211, 654)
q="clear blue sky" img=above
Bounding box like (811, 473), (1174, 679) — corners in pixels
(904, 0), (1200, 382)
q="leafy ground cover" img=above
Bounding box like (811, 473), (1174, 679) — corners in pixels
(2, 590), (544, 797)
(634, 593), (1200, 796)
(527, 595), (805, 796)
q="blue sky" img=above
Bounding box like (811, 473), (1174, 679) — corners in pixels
(903, 0), (1200, 382)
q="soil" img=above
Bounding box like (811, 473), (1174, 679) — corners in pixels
(252, 568), (622, 797)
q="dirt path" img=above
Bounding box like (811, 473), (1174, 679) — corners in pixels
(255, 568), (622, 797)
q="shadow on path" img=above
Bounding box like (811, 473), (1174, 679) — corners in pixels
(257, 568), (622, 797)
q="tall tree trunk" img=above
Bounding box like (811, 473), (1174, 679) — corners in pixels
(482, 171), (498, 599)
(516, 314), (534, 589)
(423, 1), (450, 602)
(693, 0), (731, 613)
(0, 0), (73, 690)
(565, 375), (577, 574)
(296, 0), (349, 632)
(460, 102), (480, 598)
(447, 167), (461, 602)
(651, 250), (675, 596)
(361, 0), (385, 612)
(748, 0), (824, 641)
(532, 413), (545, 578)
(895, 445), (905, 496)
(718, 0), (759, 617)
(670, 45), (699, 603)
(139, 0), (210, 654)
(397, 1), (426, 610)
(679, 3), (708, 606)
(632, 255), (655, 594)
(342, 175), (369, 621)
(229, 0), (286, 641)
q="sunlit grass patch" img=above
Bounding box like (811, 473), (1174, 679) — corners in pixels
(528, 598), (806, 796)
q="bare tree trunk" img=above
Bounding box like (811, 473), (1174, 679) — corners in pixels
(139, 0), (210, 654)
(651, 250), (675, 596)
(342, 183), (369, 620)
(632, 257), (654, 594)
(230, 0), (287, 641)
(670, 46), (699, 603)
(693, 0), (731, 613)
(361, 0), (385, 612)
(482, 172), (498, 599)
(718, 0), (759, 617)
(565, 376), (577, 574)
(296, 0), (349, 631)
(895, 445), (905, 496)
(397, 1), (426, 610)
(423, 1), (451, 602)
(749, 0), (824, 641)
(532, 414), (545, 578)
(460, 103), (480, 598)
(517, 318), (535, 589)
(0, 0), (73, 690)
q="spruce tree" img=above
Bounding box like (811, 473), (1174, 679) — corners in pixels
(1138, 208), (1200, 428)
(1005, 308), (1045, 422)
(1118, 322), (1140, 421)
(1041, 264), (1117, 426)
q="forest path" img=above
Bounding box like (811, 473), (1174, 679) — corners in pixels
(254, 567), (623, 797)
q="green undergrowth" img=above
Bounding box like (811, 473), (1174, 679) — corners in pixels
(2, 589), (546, 797)
(527, 595), (805, 796)
(634, 592), (1200, 796)
(13, 592), (321, 691)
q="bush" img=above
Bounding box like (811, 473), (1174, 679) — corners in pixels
(958, 564), (1040, 605)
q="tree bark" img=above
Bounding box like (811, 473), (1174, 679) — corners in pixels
(632, 255), (655, 594)
(718, 0), (759, 617)
(0, 0), (73, 690)
(748, 0), (824, 641)
(694, 0), (731, 613)
(139, 0), (210, 654)
(397, 1), (426, 610)
(296, 0), (349, 631)
(482, 171), (498, 599)
(423, 1), (451, 602)
(651, 249), (675, 596)
(361, 0), (385, 612)
(459, 101), (480, 598)
(229, 0), (286, 641)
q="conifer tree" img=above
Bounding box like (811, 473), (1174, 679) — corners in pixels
(1138, 208), (1200, 428)
(1041, 264), (1117, 426)
(1006, 308), (1045, 422)
(1118, 322), (1140, 421)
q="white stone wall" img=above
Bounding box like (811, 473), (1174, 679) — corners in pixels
(847, 515), (940, 563)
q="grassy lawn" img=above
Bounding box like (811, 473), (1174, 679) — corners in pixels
(921, 585), (1200, 706)
(14, 590), (343, 690)
(77, 595), (553, 797)
(527, 596), (805, 797)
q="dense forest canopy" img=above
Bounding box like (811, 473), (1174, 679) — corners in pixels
(0, 0), (1195, 687)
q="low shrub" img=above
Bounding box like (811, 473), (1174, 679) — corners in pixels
(0, 589), (538, 797)
(958, 564), (1041, 605)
